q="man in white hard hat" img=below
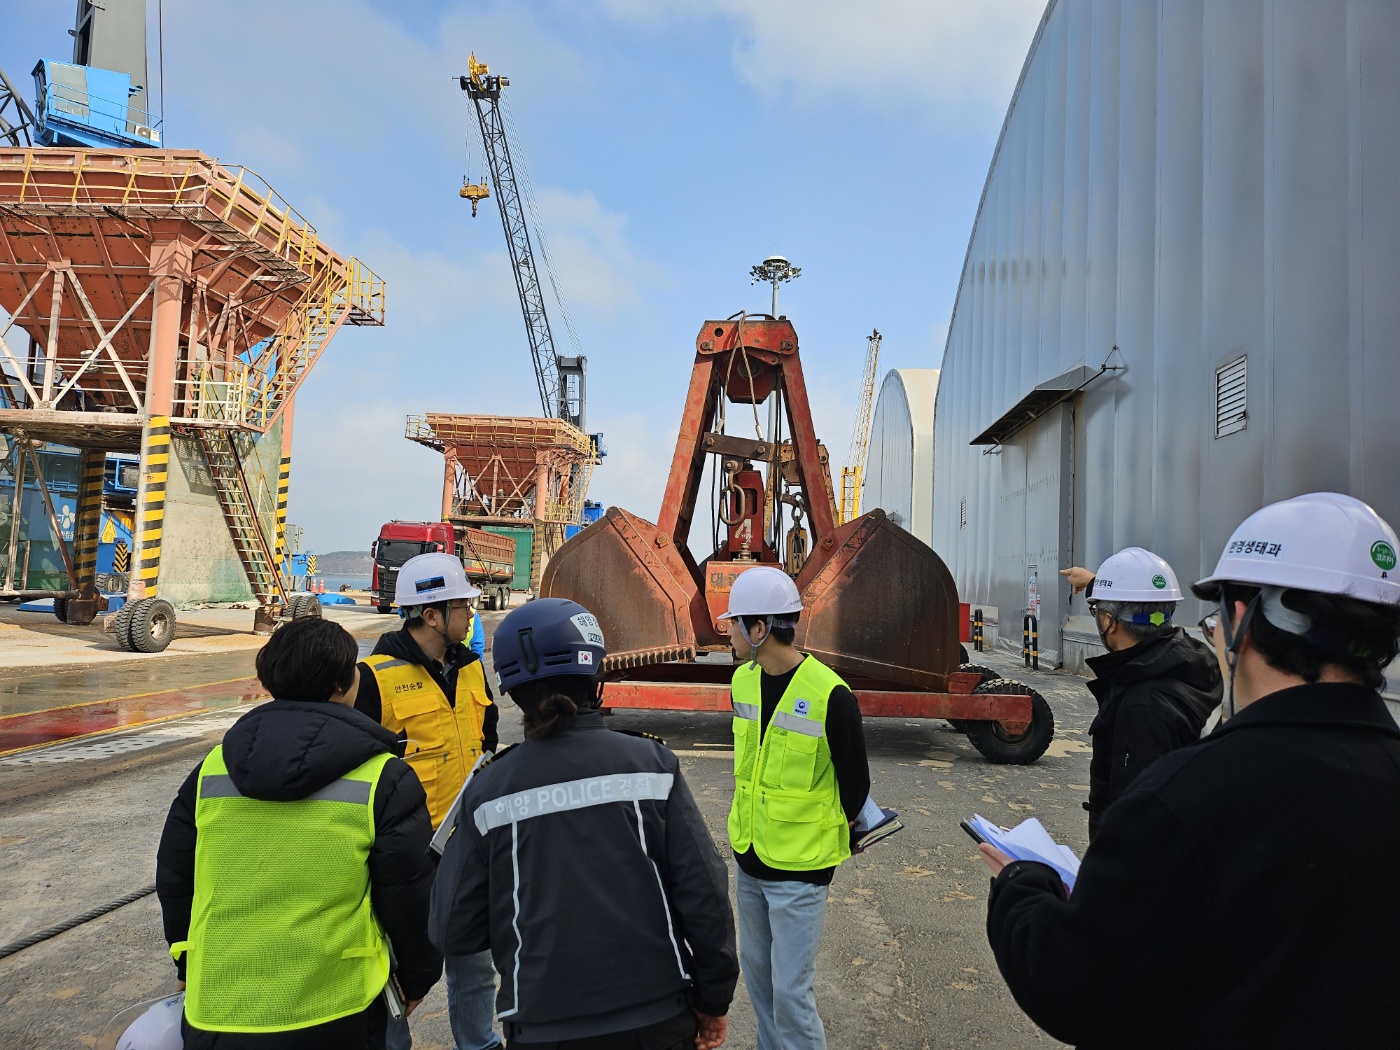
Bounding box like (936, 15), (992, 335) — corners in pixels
(356, 552), (502, 1050)
(1059, 548), (1221, 838)
(982, 493), (1400, 1047)
(721, 564), (869, 1050)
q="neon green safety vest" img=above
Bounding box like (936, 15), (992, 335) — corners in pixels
(171, 745), (393, 1033)
(727, 655), (852, 871)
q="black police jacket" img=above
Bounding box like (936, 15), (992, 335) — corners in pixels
(1083, 627), (1220, 838)
(986, 682), (1400, 1049)
(430, 709), (739, 1043)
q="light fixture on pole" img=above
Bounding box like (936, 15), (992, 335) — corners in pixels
(750, 255), (801, 317)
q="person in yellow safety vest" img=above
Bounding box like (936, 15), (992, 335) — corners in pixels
(155, 618), (443, 1050)
(354, 551), (502, 1050)
(722, 564), (870, 1050)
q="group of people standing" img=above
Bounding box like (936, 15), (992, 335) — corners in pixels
(153, 554), (868, 1050)
(148, 488), (1400, 1049)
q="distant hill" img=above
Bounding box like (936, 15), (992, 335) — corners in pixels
(315, 550), (373, 575)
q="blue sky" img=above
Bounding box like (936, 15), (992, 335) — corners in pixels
(1, 0), (1045, 553)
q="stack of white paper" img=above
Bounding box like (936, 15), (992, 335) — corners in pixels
(968, 814), (1081, 890)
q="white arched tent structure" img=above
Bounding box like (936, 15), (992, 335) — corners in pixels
(862, 369), (939, 547)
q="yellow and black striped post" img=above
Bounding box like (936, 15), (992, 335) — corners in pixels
(131, 417), (171, 601)
(274, 454), (291, 570)
(113, 540), (130, 573)
(71, 449), (105, 596)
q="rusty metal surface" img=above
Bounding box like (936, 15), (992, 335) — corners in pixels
(796, 509), (960, 691)
(600, 679), (1032, 724)
(542, 505), (711, 663)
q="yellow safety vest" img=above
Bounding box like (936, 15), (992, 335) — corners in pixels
(172, 745), (392, 1033)
(727, 655), (852, 871)
(363, 654), (491, 828)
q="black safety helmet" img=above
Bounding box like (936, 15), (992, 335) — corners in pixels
(492, 598), (606, 697)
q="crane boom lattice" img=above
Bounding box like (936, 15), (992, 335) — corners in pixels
(840, 328), (881, 524)
(461, 55), (585, 431)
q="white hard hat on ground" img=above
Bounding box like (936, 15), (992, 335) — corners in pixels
(721, 564), (802, 620)
(97, 993), (184, 1050)
(1092, 547), (1185, 603)
(1194, 492), (1400, 607)
(395, 552), (482, 607)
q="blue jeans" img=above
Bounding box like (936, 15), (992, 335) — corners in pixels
(386, 949), (500, 1050)
(734, 865), (829, 1050)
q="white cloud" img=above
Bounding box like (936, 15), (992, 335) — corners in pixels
(599, 0), (1046, 115)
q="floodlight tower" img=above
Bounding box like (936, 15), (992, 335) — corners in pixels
(750, 255), (801, 317)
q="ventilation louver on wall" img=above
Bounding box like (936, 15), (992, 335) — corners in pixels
(1215, 356), (1247, 438)
(960, 498), (968, 530)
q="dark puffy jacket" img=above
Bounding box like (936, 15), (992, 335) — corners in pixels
(156, 700), (443, 1050)
(1083, 627), (1220, 838)
(986, 683), (1400, 1048)
(430, 710), (739, 1045)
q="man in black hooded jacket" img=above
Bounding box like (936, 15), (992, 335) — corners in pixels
(1064, 554), (1221, 838)
(157, 618), (442, 1050)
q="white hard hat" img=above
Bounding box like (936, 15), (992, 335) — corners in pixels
(1092, 547), (1185, 603)
(395, 552), (482, 607)
(721, 564), (803, 620)
(1194, 492), (1400, 606)
(98, 993), (184, 1050)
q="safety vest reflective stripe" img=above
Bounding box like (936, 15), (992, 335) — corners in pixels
(181, 745), (392, 1033)
(727, 655), (851, 871)
(473, 771), (675, 833)
(363, 653), (490, 828)
(200, 774), (373, 805)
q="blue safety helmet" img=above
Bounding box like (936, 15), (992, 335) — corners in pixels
(493, 598), (606, 696)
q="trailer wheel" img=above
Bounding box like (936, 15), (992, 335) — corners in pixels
(965, 680), (1054, 765)
(288, 595), (322, 620)
(499, 586), (511, 610)
(53, 598), (69, 623)
(950, 664), (1002, 732)
(376, 603), (393, 614)
(128, 598), (176, 654)
(113, 598), (139, 651)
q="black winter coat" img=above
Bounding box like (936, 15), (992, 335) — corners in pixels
(1083, 627), (1220, 838)
(155, 700), (443, 1050)
(430, 710), (739, 1045)
(986, 682), (1400, 1049)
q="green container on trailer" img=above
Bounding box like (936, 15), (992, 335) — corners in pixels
(482, 525), (533, 591)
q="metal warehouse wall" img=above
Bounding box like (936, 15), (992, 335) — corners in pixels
(932, 0), (1400, 668)
(864, 369), (939, 546)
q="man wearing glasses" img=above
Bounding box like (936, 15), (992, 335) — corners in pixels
(358, 551), (502, 1050)
(983, 494), (1400, 1047)
(1060, 548), (1221, 839)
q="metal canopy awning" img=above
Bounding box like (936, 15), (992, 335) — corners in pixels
(970, 364), (1101, 446)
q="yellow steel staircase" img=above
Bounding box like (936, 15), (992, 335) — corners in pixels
(197, 428), (288, 611)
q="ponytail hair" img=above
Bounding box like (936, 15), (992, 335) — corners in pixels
(511, 674), (600, 739)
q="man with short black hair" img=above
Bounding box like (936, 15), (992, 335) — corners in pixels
(1062, 548), (1220, 838)
(156, 617), (441, 1049)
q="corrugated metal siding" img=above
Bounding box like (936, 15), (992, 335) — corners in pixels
(932, 0), (1400, 663)
(864, 369), (939, 545)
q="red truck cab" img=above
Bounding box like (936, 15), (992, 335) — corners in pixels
(371, 520), (516, 613)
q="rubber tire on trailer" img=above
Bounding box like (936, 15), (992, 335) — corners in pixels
(128, 597), (176, 654)
(499, 586), (511, 610)
(949, 664), (1003, 732)
(53, 598), (69, 623)
(289, 595), (322, 620)
(483, 590), (497, 612)
(376, 603), (393, 614)
(964, 679), (1054, 765)
(113, 598), (140, 652)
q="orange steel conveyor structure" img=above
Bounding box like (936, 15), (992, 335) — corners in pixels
(0, 148), (384, 645)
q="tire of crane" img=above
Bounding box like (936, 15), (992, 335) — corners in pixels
(964, 680), (1054, 765)
(295, 595), (323, 620)
(113, 598), (140, 652)
(53, 598), (69, 624)
(949, 664), (1003, 733)
(960, 643), (969, 664)
(128, 597), (176, 654)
